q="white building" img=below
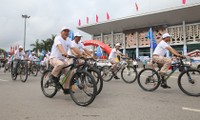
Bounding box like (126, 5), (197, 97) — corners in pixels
(78, 3), (200, 59)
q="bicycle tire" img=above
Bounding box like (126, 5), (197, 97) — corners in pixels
(31, 65), (38, 76)
(101, 66), (113, 82)
(11, 63), (17, 80)
(121, 66), (137, 83)
(137, 68), (160, 91)
(69, 70), (97, 106)
(41, 70), (58, 98)
(178, 69), (200, 96)
(20, 64), (28, 82)
(87, 67), (103, 95)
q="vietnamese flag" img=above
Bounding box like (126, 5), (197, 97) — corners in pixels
(182, 0), (186, 4)
(96, 14), (99, 23)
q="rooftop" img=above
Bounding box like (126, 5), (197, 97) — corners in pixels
(78, 3), (200, 35)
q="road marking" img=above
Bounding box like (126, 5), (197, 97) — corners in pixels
(0, 79), (9, 82)
(182, 107), (200, 113)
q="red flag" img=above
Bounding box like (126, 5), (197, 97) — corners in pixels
(86, 17), (89, 24)
(135, 2), (138, 11)
(106, 12), (110, 20)
(78, 19), (81, 26)
(182, 0), (186, 4)
(96, 14), (98, 23)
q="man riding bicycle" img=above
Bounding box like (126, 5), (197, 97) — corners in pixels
(13, 45), (26, 74)
(108, 43), (128, 79)
(49, 27), (82, 94)
(28, 52), (38, 68)
(68, 32), (93, 58)
(152, 33), (185, 88)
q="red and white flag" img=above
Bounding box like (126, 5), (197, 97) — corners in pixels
(106, 12), (110, 20)
(96, 14), (99, 23)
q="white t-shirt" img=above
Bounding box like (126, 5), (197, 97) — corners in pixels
(15, 50), (25, 60)
(108, 48), (121, 60)
(153, 40), (170, 56)
(68, 40), (85, 55)
(29, 55), (37, 61)
(50, 36), (74, 60)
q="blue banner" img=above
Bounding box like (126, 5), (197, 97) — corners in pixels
(96, 45), (103, 58)
(68, 30), (74, 40)
(146, 28), (157, 49)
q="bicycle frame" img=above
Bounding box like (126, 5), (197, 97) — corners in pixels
(152, 57), (192, 81)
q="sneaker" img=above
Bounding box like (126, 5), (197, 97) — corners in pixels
(161, 83), (171, 89)
(114, 76), (120, 79)
(63, 89), (70, 94)
(49, 75), (59, 83)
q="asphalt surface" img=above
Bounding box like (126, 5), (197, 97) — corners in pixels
(0, 68), (200, 120)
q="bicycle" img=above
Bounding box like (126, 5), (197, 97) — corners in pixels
(77, 57), (103, 95)
(4, 61), (11, 73)
(41, 55), (97, 106)
(101, 58), (138, 83)
(137, 56), (200, 96)
(11, 59), (29, 82)
(28, 61), (38, 76)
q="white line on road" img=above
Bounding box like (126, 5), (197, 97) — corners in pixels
(0, 79), (9, 82)
(182, 107), (200, 113)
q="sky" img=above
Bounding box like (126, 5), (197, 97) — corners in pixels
(0, 0), (199, 51)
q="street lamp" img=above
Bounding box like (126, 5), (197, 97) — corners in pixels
(22, 14), (30, 51)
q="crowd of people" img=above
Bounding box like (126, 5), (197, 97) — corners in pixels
(1, 25), (186, 89)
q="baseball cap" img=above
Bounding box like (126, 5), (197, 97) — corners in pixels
(162, 33), (172, 39)
(115, 43), (121, 47)
(19, 45), (23, 49)
(61, 27), (70, 32)
(32, 52), (35, 54)
(74, 32), (82, 37)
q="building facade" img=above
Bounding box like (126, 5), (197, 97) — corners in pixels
(78, 3), (200, 59)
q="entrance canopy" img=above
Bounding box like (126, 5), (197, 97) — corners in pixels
(78, 3), (200, 35)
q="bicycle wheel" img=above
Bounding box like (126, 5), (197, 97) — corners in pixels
(178, 69), (200, 96)
(69, 70), (97, 106)
(31, 65), (38, 76)
(121, 66), (137, 83)
(101, 66), (113, 82)
(87, 68), (103, 95)
(138, 68), (160, 91)
(41, 70), (57, 98)
(20, 64), (28, 82)
(11, 65), (17, 80)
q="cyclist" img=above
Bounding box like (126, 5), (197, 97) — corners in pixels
(13, 45), (26, 74)
(49, 27), (82, 94)
(108, 43), (128, 79)
(152, 33), (185, 88)
(68, 32), (93, 58)
(28, 52), (38, 71)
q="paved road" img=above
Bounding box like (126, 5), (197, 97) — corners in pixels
(0, 69), (200, 120)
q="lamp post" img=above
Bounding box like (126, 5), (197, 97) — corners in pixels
(22, 14), (30, 51)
